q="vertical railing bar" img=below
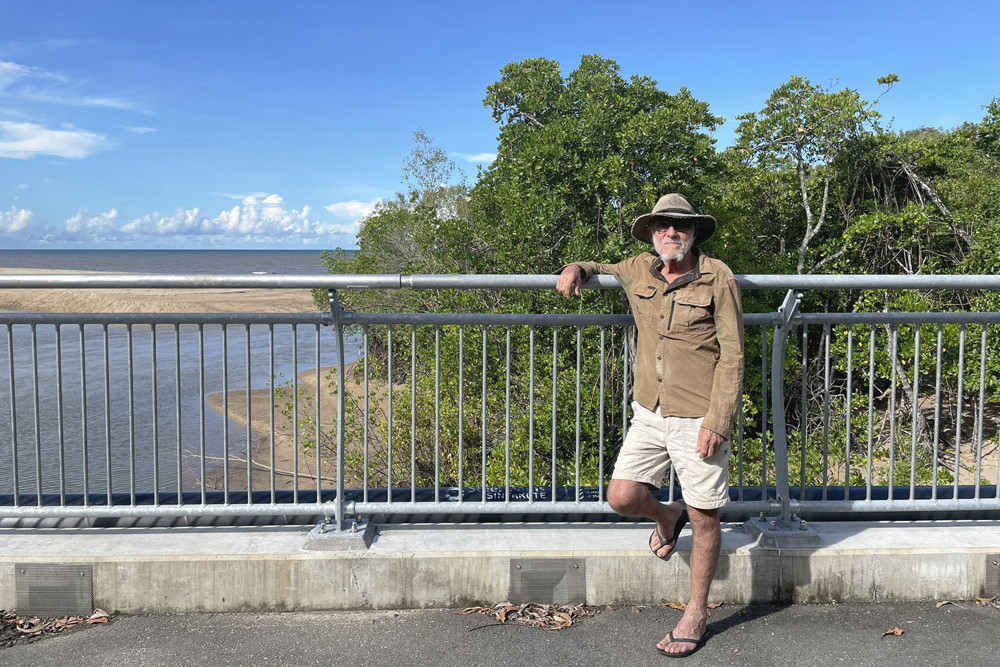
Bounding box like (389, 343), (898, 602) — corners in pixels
(79, 324), (88, 505)
(528, 326), (535, 503)
(410, 325), (416, 504)
(551, 328), (558, 502)
(598, 326), (606, 504)
(434, 325), (441, 503)
(574, 325), (581, 503)
(622, 325), (630, 445)
(361, 324), (368, 504)
(932, 324), (943, 499)
(245, 324), (254, 502)
(865, 324), (875, 500)
(313, 324), (321, 503)
(198, 324), (206, 505)
(151, 324), (159, 506)
(268, 324), (276, 504)
(845, 326), (853, 495)
(505, 326), (512, 503)
(387, 325), (393, 504)
(909, 326), (921, 499)
(760, 327), (768, 496)
(457, 325), (464, 503)
(481, 326), (488, 501)
(821, 324), (831, 500)
(975, 326), (987, 500)
(800, 325), (808, 493)
(126, 324), (136, 505)
(291, 324), (299, 504)
(737, 376), (745, 502)
(31, 325), (42, 505)
(955, 325), (966, 494)
(173, 324), (181, 505)
(6, 325), (20, 505)
(866, 325), (876, 501)
(55, 325), (65, 505)
(222, 325), (230, 504)
(888, 325), (899, 499)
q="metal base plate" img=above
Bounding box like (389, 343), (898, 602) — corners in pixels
(302, 518), (376, 551)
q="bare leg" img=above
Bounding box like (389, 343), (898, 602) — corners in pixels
(606, 478), (685, 558)
(656, 505), (721, 655)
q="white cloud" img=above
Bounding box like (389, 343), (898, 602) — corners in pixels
(0, 60), (141, 111)
(123, 126), (157, 135)
(0, 121), (106, 159)
(325, 199), (380, 219)
(65, 208), (120, 235)
(0, 61), (62, 94)
(453, 152), (496, 164)
(0, 205), (34, 234)
(1, 194), (363, 247)
(121, 194), (359, 241)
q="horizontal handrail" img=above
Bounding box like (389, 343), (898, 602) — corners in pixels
(4, 273), (1000, 290)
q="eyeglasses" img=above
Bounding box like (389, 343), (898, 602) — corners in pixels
(651, 220), (694, 234)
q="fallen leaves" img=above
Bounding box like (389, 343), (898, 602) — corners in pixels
(881, 626), (904, 639)
(456, 603), (598, 631)
(975, 596), (999, 609)
(1, 608), (112, 647)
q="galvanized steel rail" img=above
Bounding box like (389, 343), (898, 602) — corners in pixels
(1, 273), (999, 526)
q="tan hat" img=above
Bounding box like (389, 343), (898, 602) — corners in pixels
(630, 193), (717, 246)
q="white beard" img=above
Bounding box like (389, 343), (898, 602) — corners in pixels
(654, 234), (694, 264)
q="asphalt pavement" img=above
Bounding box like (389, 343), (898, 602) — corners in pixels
(3, 601), (998, 666)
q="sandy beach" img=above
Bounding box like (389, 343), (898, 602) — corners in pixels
(0, 267), (319, 313)
(204, 361), (373, 491)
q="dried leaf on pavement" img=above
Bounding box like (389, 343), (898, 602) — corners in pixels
(1, 608), (113, 647)
(456, 602), (599, 631)
(936, 600), (961, 608)
(881, 626), (904, 639)
(668, 601), (687, 611)
(975, 596), (998, 607)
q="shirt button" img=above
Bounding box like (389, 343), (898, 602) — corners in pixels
(659, 314), (664, 319)
(657, 356), (662, 360)
(659, 335), (664, 340)
(657, 378), (662, 383)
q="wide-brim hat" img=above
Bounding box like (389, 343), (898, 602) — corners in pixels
(630, 193), (717, 246)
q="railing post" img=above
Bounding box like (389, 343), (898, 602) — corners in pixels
(770, 289), (801, 525)
(329, 289), (347, 531)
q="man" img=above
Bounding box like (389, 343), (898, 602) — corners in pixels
(556, 193), (743, 658)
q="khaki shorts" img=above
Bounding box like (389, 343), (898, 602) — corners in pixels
(611, 401), (730, 509)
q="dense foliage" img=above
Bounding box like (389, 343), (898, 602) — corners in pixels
(308, 56), (1000, 491)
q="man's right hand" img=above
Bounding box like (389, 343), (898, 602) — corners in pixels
(556, 264), (583, 298)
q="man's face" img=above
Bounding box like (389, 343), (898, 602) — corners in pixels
(651, 219), (695, 263)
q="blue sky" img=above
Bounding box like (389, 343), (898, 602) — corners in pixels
(2, 1), (998, 250)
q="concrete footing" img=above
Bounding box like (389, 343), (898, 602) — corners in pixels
(3, 520), (1000, 613)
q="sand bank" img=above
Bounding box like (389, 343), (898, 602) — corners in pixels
(0, 267), (318, 313)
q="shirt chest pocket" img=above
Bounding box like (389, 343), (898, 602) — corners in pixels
(629, 284), (659, 325)
(672, 287), (714, 330)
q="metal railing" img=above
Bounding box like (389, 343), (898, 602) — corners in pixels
(1, 273), (999, 528)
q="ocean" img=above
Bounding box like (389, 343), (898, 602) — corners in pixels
(0, 250), (359, 498)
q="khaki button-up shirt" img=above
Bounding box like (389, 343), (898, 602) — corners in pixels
(572, 251), (744, 436)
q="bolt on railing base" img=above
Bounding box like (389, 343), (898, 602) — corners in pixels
(744, 513), (825, 549)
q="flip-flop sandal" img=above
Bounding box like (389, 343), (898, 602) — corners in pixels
(648, 509), (689, 561)
(655, 630), (707, 658)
